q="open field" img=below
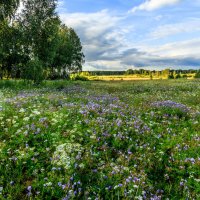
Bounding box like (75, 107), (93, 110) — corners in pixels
(88, 76), (158, 81)
(0, 79), (200, 199)
(85, 74), (196, 81)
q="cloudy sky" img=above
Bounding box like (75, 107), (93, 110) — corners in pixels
(57, 0), (200, 71)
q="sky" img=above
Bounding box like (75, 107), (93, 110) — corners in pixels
(57, 0), (200, 71)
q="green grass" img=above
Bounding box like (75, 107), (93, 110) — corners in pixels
(0, 79), (200, 199)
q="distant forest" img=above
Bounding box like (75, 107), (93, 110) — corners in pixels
(82, 69), (200, 79)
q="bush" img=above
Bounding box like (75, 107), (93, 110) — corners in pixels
(22, 58), (45, 84)
(70, 74), (89, 81)
(168, 74), (174, 79)
(48, 71), (70, 80)
(182, 74), (187, 78)
(175, 74), (181, 79)
(195, 70), (200, 78)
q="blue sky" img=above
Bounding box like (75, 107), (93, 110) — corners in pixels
(58, 0), (200, 70)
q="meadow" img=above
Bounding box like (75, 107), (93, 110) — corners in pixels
(80, 72), (196, 81)
(0, 79), (200, 200)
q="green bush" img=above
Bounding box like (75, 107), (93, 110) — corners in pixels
(47, 71), (70, 80)
(71, 74), (89, 81)
(175, 74), (181, 79)
(195, 70), (200, 78)
(168, 74), (174, 79)
(182, 74), (187, 78)
(22, 58), (45, 84)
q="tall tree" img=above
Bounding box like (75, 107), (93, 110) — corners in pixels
(125, 69), (134, 75)
(0, 0), (20, 78)
(19, 0), (61, 82)
(67, 27), (84, 72)
(52, 25), (84, 76)
(162, 69), (170, 78)
(0, 20), (25, 79)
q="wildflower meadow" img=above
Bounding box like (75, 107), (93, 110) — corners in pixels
(0, 79), (200, 200)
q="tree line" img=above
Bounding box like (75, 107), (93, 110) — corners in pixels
(85, 68), (200, 78)
(0, 0), (84, 83)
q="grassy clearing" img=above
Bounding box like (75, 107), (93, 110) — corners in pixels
(0, 79), (200, 199)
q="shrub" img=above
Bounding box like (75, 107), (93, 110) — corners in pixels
(168, 74), (174, 79)
(182, 74), (187, 78)
(71, 74), (89, 81)
(22, 58), (45, 84)
(195, 70), (200, 78)
(48, 71), (70, 80)
(175, 74), (181, 79)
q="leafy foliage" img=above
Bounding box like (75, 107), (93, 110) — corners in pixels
(0, 0), (84, 83)
(52, 25), (84, 75)
(0, 0), (20, 20)
(22, 58), (45, 84)
(195, 70), (200, 78)
(0, 20), (26, 79)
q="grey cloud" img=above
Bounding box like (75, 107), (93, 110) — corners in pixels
(60, 10), (200, 70)
(121, 54), (200, 68)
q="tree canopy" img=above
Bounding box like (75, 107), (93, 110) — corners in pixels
(0, 0), (20, 20)
(0, 0), (85, 83)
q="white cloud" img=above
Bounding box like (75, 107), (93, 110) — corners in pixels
(149, 19), (200, 39)
(149, 38), (200, 57)
(130, 0), (181, 13)
(85, 60), (126, 71)
(60, 10), (121, 38)
(59, 8), (200, 70)
(60, 10), (129, 62)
